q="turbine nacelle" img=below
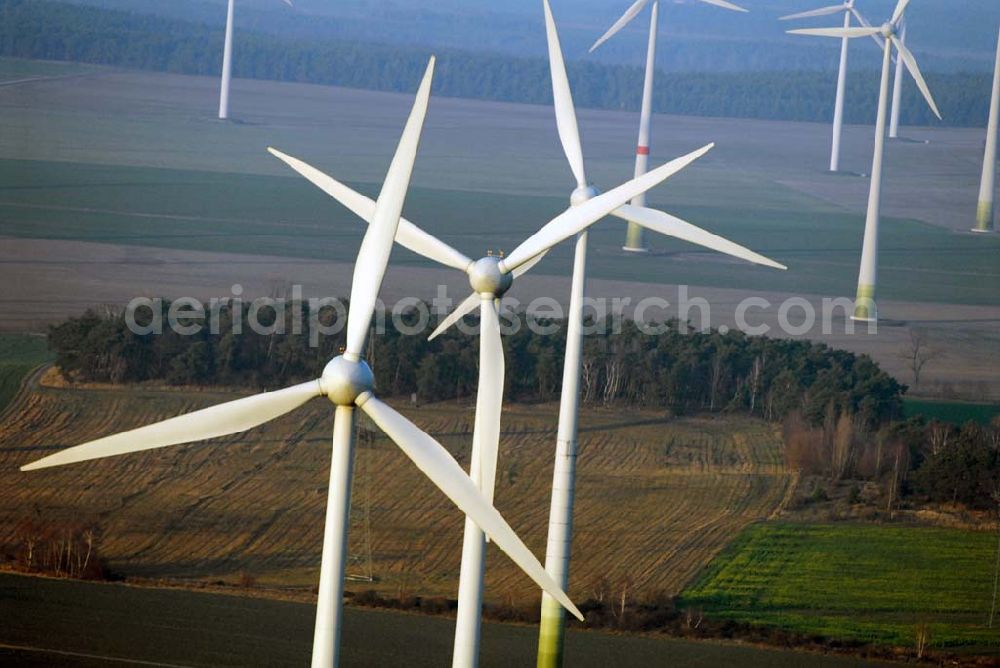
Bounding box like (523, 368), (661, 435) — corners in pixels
(469, 256), (513, 297)
(321, 355), (375, 406)
(881, 21), (896, 38)
(571, 184), (601, 207)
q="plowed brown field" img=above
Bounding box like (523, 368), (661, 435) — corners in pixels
(0, 369), (791, 604)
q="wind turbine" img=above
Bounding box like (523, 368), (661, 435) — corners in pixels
(219, 0), (293, 120)
(780, 1), (887, 170)
(589, 0), (747, 253)
(269, 110), (719, 668)
(789, 0), (941, 322)
(974, 25), (1000, 233)
(19, 58), (584, 668)
(522, 2), (784, 665)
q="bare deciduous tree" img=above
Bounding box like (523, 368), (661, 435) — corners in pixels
(914, 622), (931, 658)
(898, 329), (943, 391)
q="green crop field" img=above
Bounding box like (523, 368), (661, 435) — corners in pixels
(680, 523), (1000, 651)
(0, 155), (996, 306)
(903, 398), (1000, 426)
(0, 334), (51, 415)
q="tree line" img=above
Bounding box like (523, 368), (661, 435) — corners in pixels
(784, 409), (1000, 512)
(8, 518), (107, 580)
(48, 299), (904, 429)
(0, 0), (989, 128)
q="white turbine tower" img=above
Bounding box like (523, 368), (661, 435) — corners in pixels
(219, 0), (293, 120)
(974, 25), (1000, 234)
(780, 1), (887, 171)
(19, 58), (585, 668)
(589, 0), (747, 253)
(527, 3), (785, 665)
(789, 0), (941, 322)
(269, 114), (723, 668)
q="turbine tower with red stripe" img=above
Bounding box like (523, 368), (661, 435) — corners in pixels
(589, 0), (748, 252)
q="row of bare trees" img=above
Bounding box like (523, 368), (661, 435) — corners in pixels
(12, 519), (105, 579)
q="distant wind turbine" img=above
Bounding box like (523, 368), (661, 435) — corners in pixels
(780, 1), (886, 170)
(20, 57), (584, 668)
(589, 0), (747, 252)
(789, 0), (941, 322)
(219, 0), (293, 120)
(974, 25), (1000, 234)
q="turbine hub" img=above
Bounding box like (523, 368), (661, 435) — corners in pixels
(881, 22), (894, 38)
(321, 355), (375, 406)
(468, 256), (512, 297)
(570, 184), (600, 207)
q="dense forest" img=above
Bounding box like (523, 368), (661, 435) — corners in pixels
(49, 301), (1000, 510)
(49, 299), (904, 429)
(0, 0), (989, 127)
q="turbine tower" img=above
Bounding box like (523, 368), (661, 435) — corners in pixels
(974, 25), (1000, 233)
(219, 0), (293, 120)
(790, 0), (941, 322)
(20, 58), (585, 668)
(780, 1), (883, 171)
(589, 0), (747, 253)
(535, 3), (784, 665)
(269, 123), (721, 668)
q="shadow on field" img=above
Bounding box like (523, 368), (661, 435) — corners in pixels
(0, 573), (895, 667)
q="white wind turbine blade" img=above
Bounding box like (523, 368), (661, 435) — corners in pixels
(474, 299), (504, 505)
(891, 0), (911, 25)
(428, 291), (479, 341)
(612, 205), (787, 269)
(345, 57), (435, 357)
(543, 0), (588, 188)
(892, 36), (942, 119)
(358, 396), (584, 621)
(502, 143), (714, 272)
(848, 7), (888, 50)
(20, 380), (323, 471)
(512, 250), (547, 278)
(787, 26), (881, 38)
(696, 0), (747, 13)
(779, 4), (846, 20)
(589, 0), (651, 53)
(267, 148), (472, 273)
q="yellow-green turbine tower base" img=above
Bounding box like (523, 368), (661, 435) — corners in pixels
(537, 598), (566, 668)
(851, 284), (877, 322)
(622, 221), (649, 253)
(973, 200), (995, 233)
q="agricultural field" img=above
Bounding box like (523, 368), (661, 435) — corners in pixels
(0, 334), (51, 415)
(0, 573), (894, 668)
(0, 58), (94, 84)
(680, 522), (1000, 652)
(0, 59), (997, 400)
(0, 373), (790, 603)
(902, 397), (1000, 426)
(0, 60), (997, 306)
